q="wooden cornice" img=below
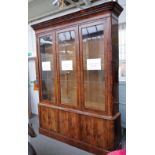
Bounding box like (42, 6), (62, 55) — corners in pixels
(32, 1), (123, 31)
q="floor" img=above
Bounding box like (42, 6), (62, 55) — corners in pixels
(29, 114), (126, 155)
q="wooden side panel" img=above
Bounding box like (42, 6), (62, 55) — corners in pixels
(107, 120), (115, 150)
(107, 114), (121, 151)
(59, 111), (80, 140)
(104, 16), (113, 116)
(39, 106), (49, 130)
(112, 16), (119, 115)
(49, 108), (58, 132)
(113, 114), (121, 148)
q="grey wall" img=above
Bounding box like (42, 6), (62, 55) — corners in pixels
(119, 81), (126, 128)
(28, 26), (39, 115)
(118, 0), (126, 128)
(28, 0), (58, 20)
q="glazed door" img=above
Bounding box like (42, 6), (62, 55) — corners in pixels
(38, 32), (57, 104)
(56, 27), (80, 107)
(79, 21), (106, 112)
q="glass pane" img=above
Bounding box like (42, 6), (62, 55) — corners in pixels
(40, 35), (55, 102)
(58, 30), (77, 105)
(82, 24), (105, 110)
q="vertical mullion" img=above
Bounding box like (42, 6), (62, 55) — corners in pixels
(55, 31), (61, 105)
(52, 31), (57, 105)
(78, 26), (85, 110)
(75, 26), (80, 109)
(37, 35), (43, 103)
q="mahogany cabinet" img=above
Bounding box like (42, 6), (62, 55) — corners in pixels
(32, 1), (123, 154)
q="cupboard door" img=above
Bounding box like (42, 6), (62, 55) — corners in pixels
(39, 106), (49, 130)
(80, 22), (105, 111)
(57, 28), (79, 106)
(39, 34), (56, 103)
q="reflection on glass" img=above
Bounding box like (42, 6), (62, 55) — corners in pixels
(40, 35), (55, 102)
(58, 30), (77, 105)
(82, 24), (105, 110)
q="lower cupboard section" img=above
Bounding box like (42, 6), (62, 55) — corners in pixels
(39, 104), (121, 155)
